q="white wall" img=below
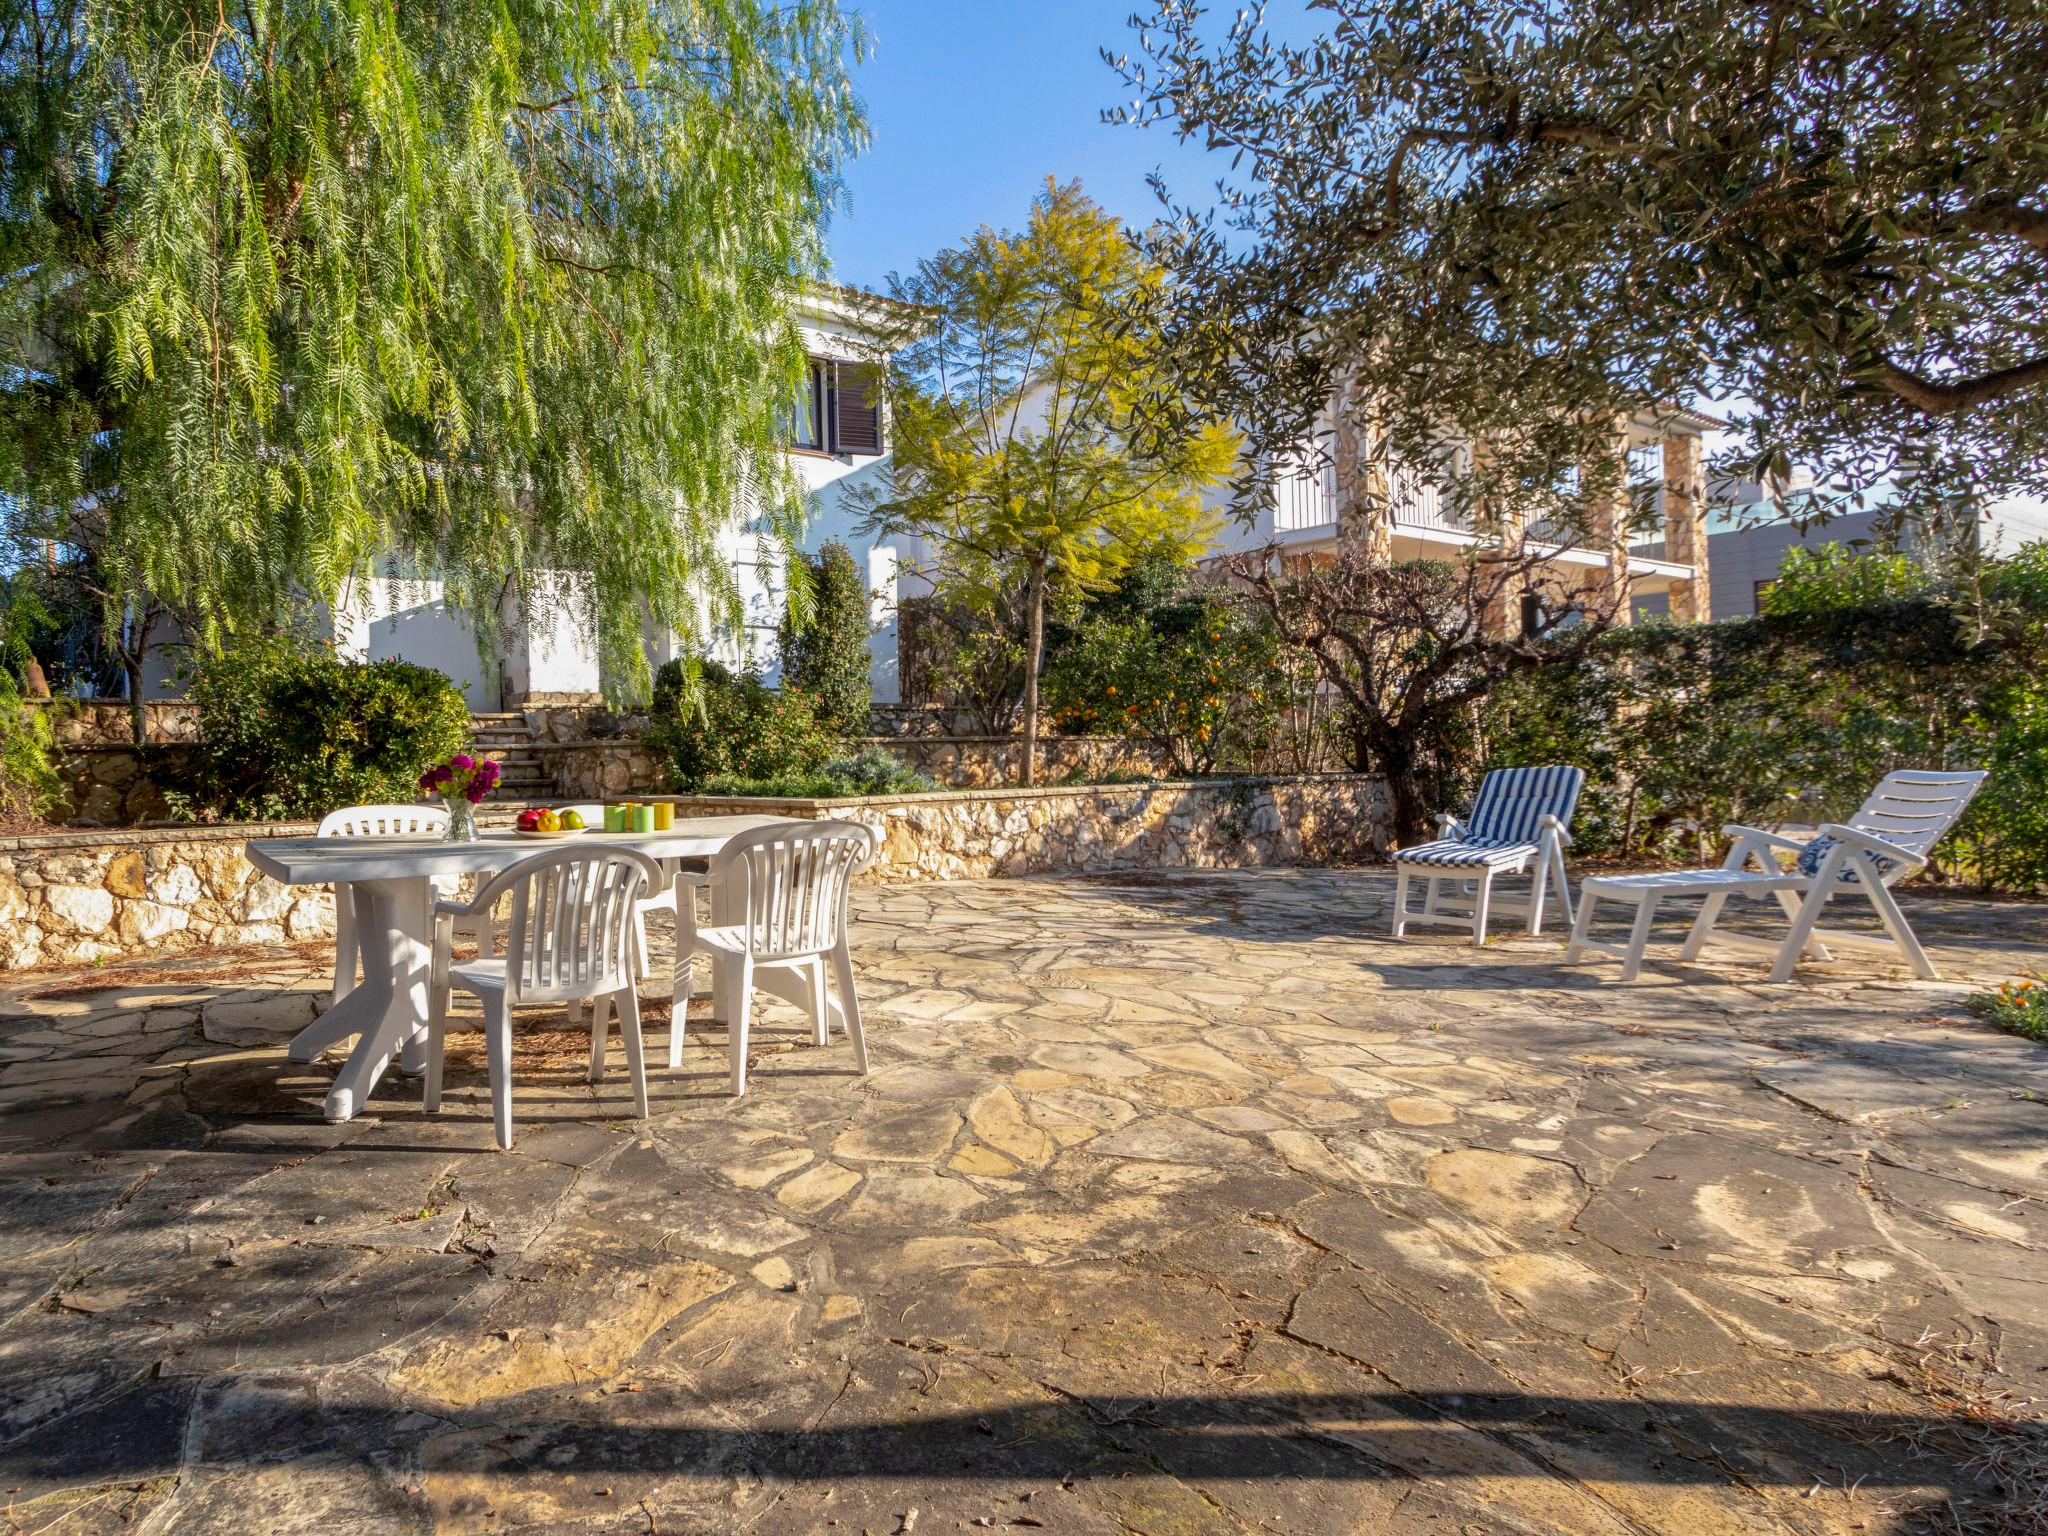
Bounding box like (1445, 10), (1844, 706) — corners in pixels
(334, 574), (496, 710)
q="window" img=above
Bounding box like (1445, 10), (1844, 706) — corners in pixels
(1753, 578), (1774, 613)
(788, 364), (824, 450)
(788, 357), (884, 456)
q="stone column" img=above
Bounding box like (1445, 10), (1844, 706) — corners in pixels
(1581, 416), (1634, 626)
(1661, 430), (1712, 623)
(1472, 434), (1526, 639)
(1330, 370), (1392, 562)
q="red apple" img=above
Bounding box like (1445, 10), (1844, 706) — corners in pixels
(517, 808), (543, 832)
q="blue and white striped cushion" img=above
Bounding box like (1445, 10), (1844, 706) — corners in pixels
(1465, 765), (1585, 845)
(1395, 837), (1539, 868)
(1795, 834), (1903, 885)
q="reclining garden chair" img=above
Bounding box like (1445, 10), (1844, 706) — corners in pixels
(1565, 767), (1987, 982)
(1390, 765), (1585, 946)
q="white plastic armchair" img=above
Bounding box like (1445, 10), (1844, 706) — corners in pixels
(423, 844), (662, 1150)
(662, 820), (877, 1096)
(318, 803), (496, 1002)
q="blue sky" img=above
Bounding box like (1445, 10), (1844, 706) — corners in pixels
(827, 1), (1230, 292)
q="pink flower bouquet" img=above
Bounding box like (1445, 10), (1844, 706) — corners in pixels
(419, 752), (501, 840)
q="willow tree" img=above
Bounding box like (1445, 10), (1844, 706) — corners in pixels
(860, 180), (1236, 785)
(0, 0), (865, 700)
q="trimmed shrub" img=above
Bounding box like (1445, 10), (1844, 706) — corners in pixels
(648, 658), (835, 790)
(778, 541), (874, 736)
(189, 632), (471, 820)
(693, 748), (936, 800)
(1481, 542), (2048, 889)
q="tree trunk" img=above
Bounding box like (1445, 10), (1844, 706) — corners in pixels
(1373, 727), (1429, 847)
(1019, 564), (1046, 787)
(123, 652), (146, 747)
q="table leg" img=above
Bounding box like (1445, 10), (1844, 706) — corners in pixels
(285, 878), (433, 1122)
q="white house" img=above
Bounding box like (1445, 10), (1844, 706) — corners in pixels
(1204, 405), (1725, 627)
(140, 286), (923, 709)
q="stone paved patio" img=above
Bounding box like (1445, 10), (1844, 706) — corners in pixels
(3, 869), (2046, 1535)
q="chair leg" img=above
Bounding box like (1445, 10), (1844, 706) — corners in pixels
(830, 940), (869, 1075)
(1680, 891), (1731, 961)
(1865, 873), (1939, 980)
(806, 957), (830, 1047)
(728, 954), (755, 1097)
(616, 975), (650, 1120)
(484, 995), (515, 1151)
(423, 977), (448, 1115)
(1563, 887), (1598, 964)
(1621, 894), (1659, 981)
(1771, 888), (1833, 960)
(1769, 866), (1841, 983)
(669, 889), (698, 1070)
(586, 993), (611, 1083)
(632, 907), (651, 979)
(1526, 855), (1551, 938)
(1470, 869), (1495, 947)
(1550, 844), (1575, 928)
(332, 883), (357, 1004)
(1391, 865), (1410, 937)
(1423, 877), (1441, 921)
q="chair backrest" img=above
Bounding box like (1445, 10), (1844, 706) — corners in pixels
(1465, 765), (1585, 846)
(1796, 768), (1988, 884)
(475, 846), (660, 1003)
(709, 820), (877, 961)
(319, 803), (448, 838)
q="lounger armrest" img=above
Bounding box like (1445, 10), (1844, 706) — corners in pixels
(1437, 813), (1467, 840)
(1816, 822), (1928, 871)
(1720, 823), (1810, 854)
(1538, 813), (1574, 847)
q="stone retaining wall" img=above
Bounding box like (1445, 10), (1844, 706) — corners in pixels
(0, 775), (1386, 971)
(665, 774), (1388, 883)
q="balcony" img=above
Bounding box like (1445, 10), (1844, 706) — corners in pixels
(1273, 458), (1337, 533)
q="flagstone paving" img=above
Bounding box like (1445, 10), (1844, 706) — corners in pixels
(2, 868), (2046, 1535)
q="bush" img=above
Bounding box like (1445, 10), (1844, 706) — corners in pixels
(648, 658), (835, 790)
(694, 748), (936, 800)
(1481, 542), (2048, 888)
(778, 541), (874, 736)
(0, 668), (64, 829)
(189, 631), (472, 819)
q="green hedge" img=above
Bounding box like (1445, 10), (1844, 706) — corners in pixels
(189, 633), (472, 820)
(1482, 545), (2048, 890)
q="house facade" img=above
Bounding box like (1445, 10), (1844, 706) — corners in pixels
(1203, 405), (1724, 628)
(139, 288), (920, 710)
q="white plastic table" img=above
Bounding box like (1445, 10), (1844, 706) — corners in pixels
(246, 816), (804, 1122)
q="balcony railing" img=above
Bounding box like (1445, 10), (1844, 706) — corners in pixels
(1388, 476), (1475, 535)
(1273, 459), (1337, 533)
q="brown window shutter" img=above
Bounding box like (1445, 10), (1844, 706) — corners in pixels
(831, 363), (882, 455)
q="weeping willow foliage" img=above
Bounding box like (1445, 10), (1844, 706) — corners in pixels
(0, 0), (865, 694)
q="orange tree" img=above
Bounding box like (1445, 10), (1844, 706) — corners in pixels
(1043, 568), (1286, 777)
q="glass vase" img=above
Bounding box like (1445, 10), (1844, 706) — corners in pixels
(443, 797), (481, 843)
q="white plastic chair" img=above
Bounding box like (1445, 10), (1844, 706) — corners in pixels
(666, 821), (876, 1095)
(1390, 765), (1584, 945)
(1567, 768), (1987, 982)
(423, 844), (662, 1150)
(319, 803), (492, 1002)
